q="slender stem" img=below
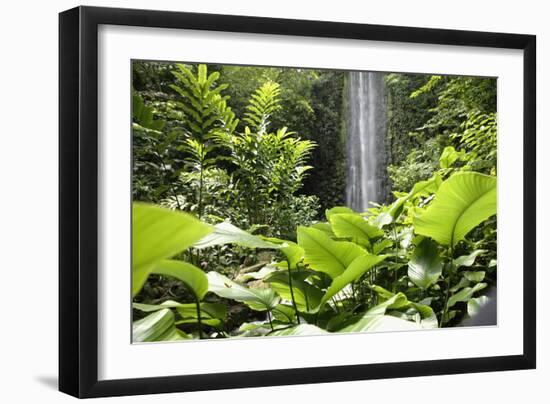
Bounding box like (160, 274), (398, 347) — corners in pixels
(197, 159), (204, 219)
(286, 260), (300, 324)
(372, 267), (378, 306)
(267, 310), (274, 331)
(331, 297), (341, 314)
(440, 245), (455, 327)
(392, 225), (399, 293)
(195, 298), (203, 339)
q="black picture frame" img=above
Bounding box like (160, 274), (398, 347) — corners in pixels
(59, 5), (536, 398)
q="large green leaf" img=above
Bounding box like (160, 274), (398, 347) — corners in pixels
(453, 249), (487, 268)
(151, 259), (208, 300)
(272, 304), (298, 323)
(382, 174), (442, 224)
(235, 265), (278, 282)
(132, 309), (188, 342)
(177, 302), (226, 321)
(464, 270), (486, 283)
(262, 237), (304, 268)
(340, 314), (423, 333)
(448, 282), (487, 308)
(369, 288), (438, 329)
(413, 172), (497, 246)
(409, 302), (439, 329)
(329, 213), (383, 246)
(317, 254), (387, 310)
(193, 222), (283, 250)
(339, 293), (424, 332)
(207, 272), (280, 311)
(367, 292), (410, 314)
(237, 322), (273, 337)
(408, 238), (443, 289)
(309, 222), (336, 237)
(133, 301), (226, 324)
(297, 226), (366, 278)
(132, 203), (213, 296)
(325, 206), (355, 221)
(267, 271), (324, 311)
(439, 146), (463, 169)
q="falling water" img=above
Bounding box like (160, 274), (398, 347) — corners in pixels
(346, 71), (387, 212)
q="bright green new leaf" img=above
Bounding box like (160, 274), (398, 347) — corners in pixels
(207, 272), (280, 311)
(464, 270), (486, 283)
(383, 174), (442, 224)
(262, 236), (304, 268)
(439, 146), (462, 169)
(371, 284), (395, 301)
(132, 309), (188, 342)
(297, 226), (366, 278)
(237, 322), (272, 337)
(272, 304), (297, 323)
(132, 300), (193, 312)
(175, 302), (226, 321)
(151, 259), (208, 300)
(267, 271), (324, 311)
(369, 288), (437, 329)
(367, 292), (410, 315)
(409, 173), (442, 197)
(317, 254), (387, 310)
(409, 302), (439, 329)
(339, 292), (424, 332)
(408, 238), (443, 289)
(132, 203), (213, 296)
(193, 222), (283, 250)
(447, 282), (487, 308)
(325, 206), (355, 221)
(372, 239), (393, 255)
(453, 250), (487, 268)
(450, 276), (471, 293)
(329, 213), (383, 246)
(413, 172), (497, 246)
(235, 265), (279, 282)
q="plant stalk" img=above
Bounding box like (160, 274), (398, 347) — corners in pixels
(287, 260), (301, 324)
(195, 298), (204, 339)
(267, 310), (274, 331)
(197, 158), (204, 219)
(440, 245), (455, 327)
(392, 225), (399, 293)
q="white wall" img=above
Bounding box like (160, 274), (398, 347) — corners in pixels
(0, 0), (546, 402)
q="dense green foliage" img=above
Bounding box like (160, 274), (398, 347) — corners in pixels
(132, 61), (497, 341)
(386, 74), (497, 192)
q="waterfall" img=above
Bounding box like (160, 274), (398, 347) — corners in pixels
(346, 71), (387, 212)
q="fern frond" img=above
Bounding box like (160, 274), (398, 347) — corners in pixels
(243, 81), (281, 133)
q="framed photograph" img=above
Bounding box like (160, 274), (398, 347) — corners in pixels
(59, 6), (536, 398)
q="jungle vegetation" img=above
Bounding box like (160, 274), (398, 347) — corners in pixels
(131, 61), (497, 342)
